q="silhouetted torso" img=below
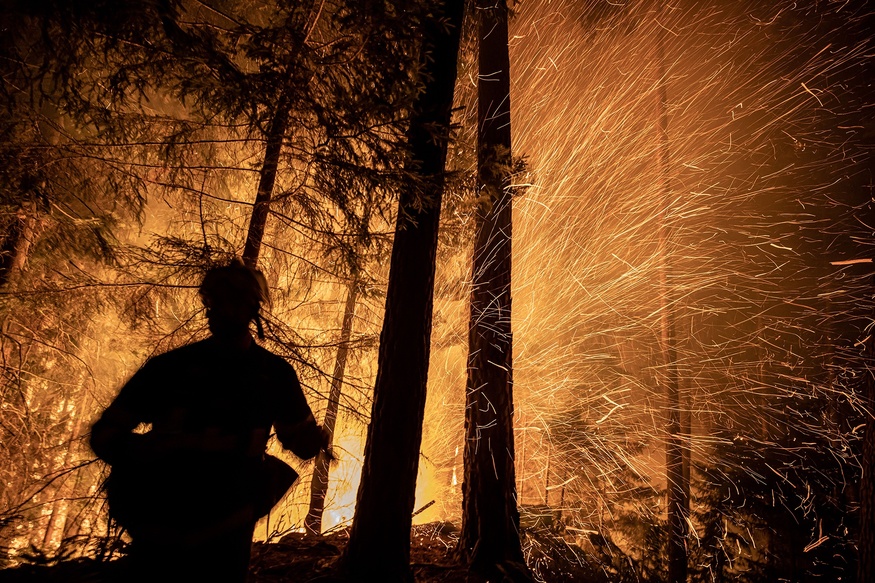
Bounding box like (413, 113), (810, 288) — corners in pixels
(91, 336), (323, 582)
(110, 337), (311, 454)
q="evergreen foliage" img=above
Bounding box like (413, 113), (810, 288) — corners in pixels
(0, 0), (427, 552)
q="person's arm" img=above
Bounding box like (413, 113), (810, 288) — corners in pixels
(273, 363), (330, 460)
(275, 412), (329, 460)
(90, 403), (142, 466)
(89, 360), (157, 466)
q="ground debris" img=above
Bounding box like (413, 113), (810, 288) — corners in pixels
(0, 522), (604, 583)
(249, 523), (468, 582)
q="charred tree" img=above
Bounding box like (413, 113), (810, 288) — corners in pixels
(459, 1), (530, 580)
(337, 0), (466, 579)
(305, 277), (358, 536)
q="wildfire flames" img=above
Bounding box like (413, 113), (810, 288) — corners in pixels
(2, 0), (873, 580)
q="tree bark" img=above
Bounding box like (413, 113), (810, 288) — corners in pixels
(338, 0), (465, 579)
(305, 278), (358, 536)
(459, 1), (530, 579)
(656, 19), (688, 583)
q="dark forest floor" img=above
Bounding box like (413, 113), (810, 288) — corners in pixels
(0, 523), (606, 583)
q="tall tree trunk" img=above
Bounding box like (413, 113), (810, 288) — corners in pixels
(241, 90), (290, 268)
(859, 286), (875, 583)
(657, 19), (688, 583)
(338, 0), (465, 579)
(304, 277), (358, 536)
(459, 1), (530, 580)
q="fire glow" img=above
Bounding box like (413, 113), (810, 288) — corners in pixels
(1, 1), (872, 580)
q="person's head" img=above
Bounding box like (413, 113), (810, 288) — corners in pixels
(198, 258), (269, 340)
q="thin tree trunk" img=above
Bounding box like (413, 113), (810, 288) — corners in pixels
(60, 467), (86, 540)
(544, 440), (551, 506)
(518, 413), (526, 506)
(657, 18), (688, 583)
(0, 201), (40, 288)
(681, 378), (691, 531)
(459, 1), (530, 580)
(338, 1), (465, 579)
(859, 283), (875, 583)
(240, 1), (327, 268)
(241, 90), (290, 268)
(304, 278), (358, 536)
(42, 398), (87, 547)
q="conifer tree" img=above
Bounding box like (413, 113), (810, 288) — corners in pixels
(458, 1), (532, 580)
(0, 0), (418, 546)
(338, 0), (466, 579)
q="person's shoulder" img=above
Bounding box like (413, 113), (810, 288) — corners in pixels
(141, 339), (211, 368)
(251, 343), (289, 365)
(251, 343), (298, 375)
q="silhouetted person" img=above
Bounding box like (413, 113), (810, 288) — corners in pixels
(90, 258), (329, 582)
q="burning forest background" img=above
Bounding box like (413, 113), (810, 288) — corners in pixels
(1, 0), (874, 581)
